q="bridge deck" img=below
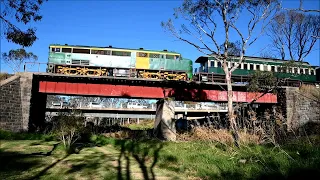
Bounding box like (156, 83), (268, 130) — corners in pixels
(33, 73), (247, 87)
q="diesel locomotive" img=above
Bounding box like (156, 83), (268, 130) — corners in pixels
(47, 44), (193, 81)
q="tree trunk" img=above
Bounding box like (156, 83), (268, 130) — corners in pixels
(226, 72), (240, 147)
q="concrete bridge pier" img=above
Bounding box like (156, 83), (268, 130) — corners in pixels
(153, 98), (176, 141)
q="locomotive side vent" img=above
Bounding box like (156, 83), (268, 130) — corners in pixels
(72, 60), (81, 65)
(72, 59), (90, 65)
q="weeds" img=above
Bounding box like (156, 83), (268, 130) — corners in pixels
(177, 128), (260, 146)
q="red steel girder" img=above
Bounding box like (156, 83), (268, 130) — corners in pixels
(39, 81), (277, 103)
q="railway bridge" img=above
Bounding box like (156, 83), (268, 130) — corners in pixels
(0, 72), (285, 132)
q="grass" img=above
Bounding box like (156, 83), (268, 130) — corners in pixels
(0, 137), (185, 180)
(89, 134), (320, 179)
(156, 138), (320, 179)
(0, 139), (121, 180)
(1, 131), (320, 179)
(0, 129), (56, 141)
(122, 120), (154, 130)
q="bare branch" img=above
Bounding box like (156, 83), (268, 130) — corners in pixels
(267, 11), (319, 61)
(284, 0), (320, 13)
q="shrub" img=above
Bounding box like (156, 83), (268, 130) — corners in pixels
(52, 110), (85, 154)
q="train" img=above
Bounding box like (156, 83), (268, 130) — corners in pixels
(194, 55), (319, 85)
(46, 44), (319, 85)
(47, 44), (193, 81)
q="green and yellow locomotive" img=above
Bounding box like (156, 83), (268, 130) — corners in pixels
(47, 44), (193, 81)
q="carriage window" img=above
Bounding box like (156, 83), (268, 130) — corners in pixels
(243, 63), (248, 70)
(288, 68), (293, 73)
(250, 64), (254, 70)
(113, 51), (131, 56)
(62, 48), (72, 53)
(310, 70), (314, 75)
(51, 48), (61, 52)
(210, 61), (214, 67)
(300, 68), (304, 74)
(217, 62), (222, 68)
(166, 55), (175, 59)
(271, 66), (275, 72)
(264, 65), (268, 71)
(279, 66), (286, 73)
(294, 68), (298, 74)
(137, 52), (148, 57)
(150, 53), (160, 58)
(305, 69), (309, 74)
(73, 48), (90, 54)
(91, 50), (110, 55)
(256, 65), (260, 70)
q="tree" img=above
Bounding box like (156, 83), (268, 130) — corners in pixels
(162, 0), (279, 146)
(284, 0), (320, 39)
(1, 0), (46, 72)
(1, 0), (46, 46)
(267, 11), (319, 61)
(260, 50), (277, 59)
(103, 98), (122, 108)
(53, 110), (85, 154)
(46, 95), (62, 107)
(285, 0), (320, 13)
(2, 48), (37, 73)
(69, 96), (102, 108)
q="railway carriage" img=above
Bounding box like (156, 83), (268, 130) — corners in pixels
(194, 55), (319, 85)
(47, 44), (193, 81)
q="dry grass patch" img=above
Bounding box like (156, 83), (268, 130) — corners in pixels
(177, 127), (260, 145)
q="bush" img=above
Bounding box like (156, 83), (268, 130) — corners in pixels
(52, 110), (85, 154)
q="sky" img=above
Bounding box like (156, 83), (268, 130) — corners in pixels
(1, 0), (319, 74)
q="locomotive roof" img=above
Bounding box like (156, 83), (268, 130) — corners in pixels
(49, 44), (181, 55)
(195, 55), (317, 67)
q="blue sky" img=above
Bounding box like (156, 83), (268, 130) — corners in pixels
(1, 0), (319, 73)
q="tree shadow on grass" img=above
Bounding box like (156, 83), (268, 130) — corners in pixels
(0, 151), (44, 179)
(0, 142), (61, 180)
(65, 152), (118, 179)
(114, 139), (164, 180)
